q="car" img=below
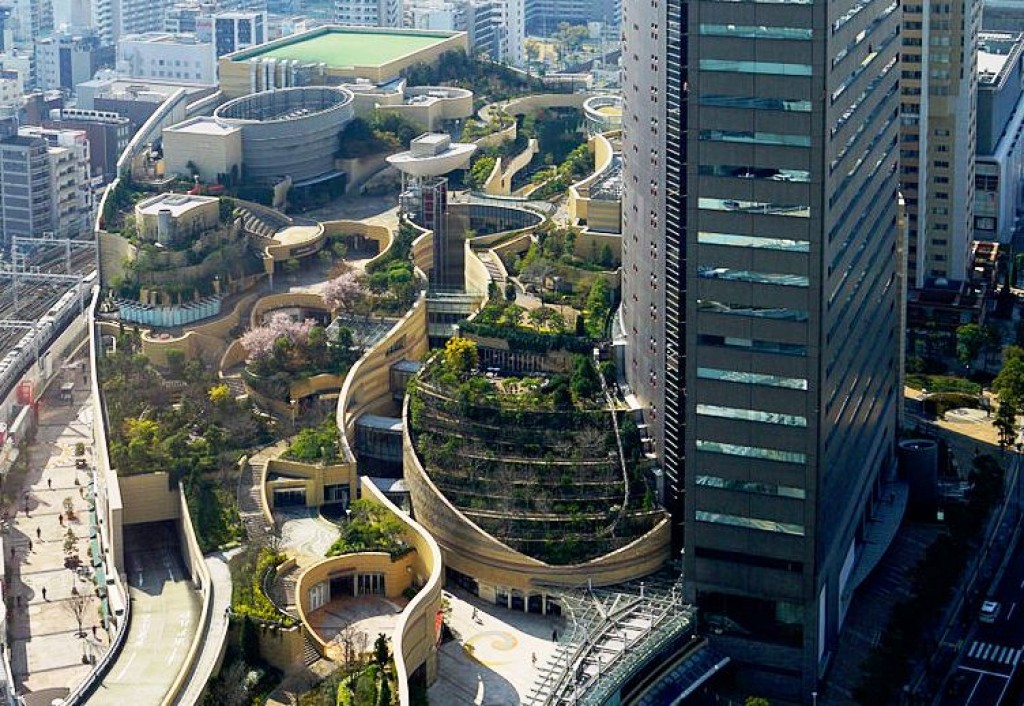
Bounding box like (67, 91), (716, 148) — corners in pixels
(981, 600), (1002, 623)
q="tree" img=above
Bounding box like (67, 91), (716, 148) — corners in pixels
(208, 384), (231, 406)
(377, 676), (391, 706)
(585, 279), (611, 337)
(745, 698), (771, 706)
(993, 347), (1024, 413)
(374, 632), (389, 666)
(443, 337), (479, 375)
(323, 271), (365, 313)
(995, 400), (1018, 449)
(957, 323), (993, 366)
(62, 590), (92, 637)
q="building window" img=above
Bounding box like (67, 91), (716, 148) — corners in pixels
(699, 94), (811, 112)
(696, 367), (809, 390)
(697, 231), (810, 251)
(696, 475), (806, 499)
(695, 510), (805, 536)
(699, 130), (811, 147)
(698, 24), (811, 39)
(698, 197), (810, 218)
(697, 335), (808, 356)
(695, 439), (807, 464)
(697, 299), (809, 321)
(696, 404), (808, 427)
(698, 266), (809, 287)
(699, 59), (812, 76)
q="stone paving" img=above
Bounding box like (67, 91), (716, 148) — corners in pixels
(307, 596), (404, 660)
(429, 588), (566, 705)
(277, 508), (341, 558)
(7, 361), (112, 705)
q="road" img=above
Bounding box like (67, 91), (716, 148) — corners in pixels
(87, 522), (201, 706)
(942, 501), (1024, 705)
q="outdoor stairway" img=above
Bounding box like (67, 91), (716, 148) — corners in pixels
(237, 459), (273, 547)
(477, 250), (506, 286)
(222, 373), (247, 400)
(302, 630), (321, 667)
(269, 562), (302, 618)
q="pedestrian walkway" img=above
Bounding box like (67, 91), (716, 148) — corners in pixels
(428, 588), (564, 705)
(7, 362), (113, 704)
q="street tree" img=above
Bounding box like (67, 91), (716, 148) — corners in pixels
(62, 590), (91, 637)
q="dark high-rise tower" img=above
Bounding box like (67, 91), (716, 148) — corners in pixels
(622, 0), (902, 699)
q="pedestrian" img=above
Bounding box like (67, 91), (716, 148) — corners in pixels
(552, 629), (558, 642)
(532, 652), (537, 665)
(35, 527), (40, 540)
(27, 539), (32, 552)
(15, 595), (20, 608)
(59, 514), (64, 527)
(91, 625), (97, 639)
(47, 478), (51, 490)
(41, 587), (46, 601)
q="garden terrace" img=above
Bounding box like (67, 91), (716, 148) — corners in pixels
(406, 353), (660, 565)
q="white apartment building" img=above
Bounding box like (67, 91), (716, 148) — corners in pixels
(116, 32), (215, 84)
(334, 0), (401, 27)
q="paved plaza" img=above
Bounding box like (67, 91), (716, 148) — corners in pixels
(307, 596), (404, 659)
(7, 360), (112, 705)
(429, 588), (566, 705)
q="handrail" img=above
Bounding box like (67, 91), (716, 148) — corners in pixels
(64, 285), (133, 704)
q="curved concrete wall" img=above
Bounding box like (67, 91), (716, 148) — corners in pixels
(361, 479), (443, 703)
(337, 295), (429, 456)
(321, 219), (392, 259)
(402, 408), (672, 593)
(215, 87), (355, 184)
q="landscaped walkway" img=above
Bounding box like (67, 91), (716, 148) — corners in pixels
(429, 588), (564, 706)
(7, 360), (113, 706)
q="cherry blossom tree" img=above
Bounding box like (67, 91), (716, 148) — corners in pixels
(240, 313), (316, 363)
(322, 271), (364, 313)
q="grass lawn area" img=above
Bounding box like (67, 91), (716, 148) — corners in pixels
(253, 31), (445, 67)
(905, 374), (982, 395)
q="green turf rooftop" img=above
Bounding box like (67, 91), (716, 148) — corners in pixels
(240, 29), (449, 67)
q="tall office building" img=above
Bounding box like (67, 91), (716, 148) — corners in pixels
(900, 0), (980, 288)
(622, 0), (902, 699)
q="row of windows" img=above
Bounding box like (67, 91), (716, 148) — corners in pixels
(699, 129), (811, 148)
(833, 1), (897, 68)
(830, 27), (899, 104)
(696, 510), (805, 536)
(696, 367), (809, 390)
(698, 24), (812, 40)
(699, 94), (811, 112)
(698, 266), (809, 287)
(698, 197), (810, 218)
(697, 231), (810, 252)
(696, 439), (807, 464)
(699, 165), (811, 183)
(697, 299), (808, 321)
(697, 404), (808, 427)
(696, 474), (807, 499)
(700, 59), (812, 76)
(698, 334), (807, 357)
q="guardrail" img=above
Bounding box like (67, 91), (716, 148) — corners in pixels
(62, 285), (133, 705)
(160, 487), (214, 706)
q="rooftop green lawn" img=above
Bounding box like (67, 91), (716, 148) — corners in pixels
(245, 31), (447, 67)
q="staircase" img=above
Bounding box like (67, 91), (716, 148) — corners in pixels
(302, 630), (321, 666)
(268, 562), (302, 618)
(237, 459), (274, 548)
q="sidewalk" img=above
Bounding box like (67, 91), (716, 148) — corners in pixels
(428, 588), (565, 705)
(7, 361), (112, 704)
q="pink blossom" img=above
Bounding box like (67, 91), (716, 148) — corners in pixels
(322, 272), (364, 312)
(240, 313), (316, 362)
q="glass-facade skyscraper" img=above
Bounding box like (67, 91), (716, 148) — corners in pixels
(622, 0), (902, 699)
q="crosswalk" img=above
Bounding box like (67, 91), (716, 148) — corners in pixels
(967, 642), (1022, 666)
